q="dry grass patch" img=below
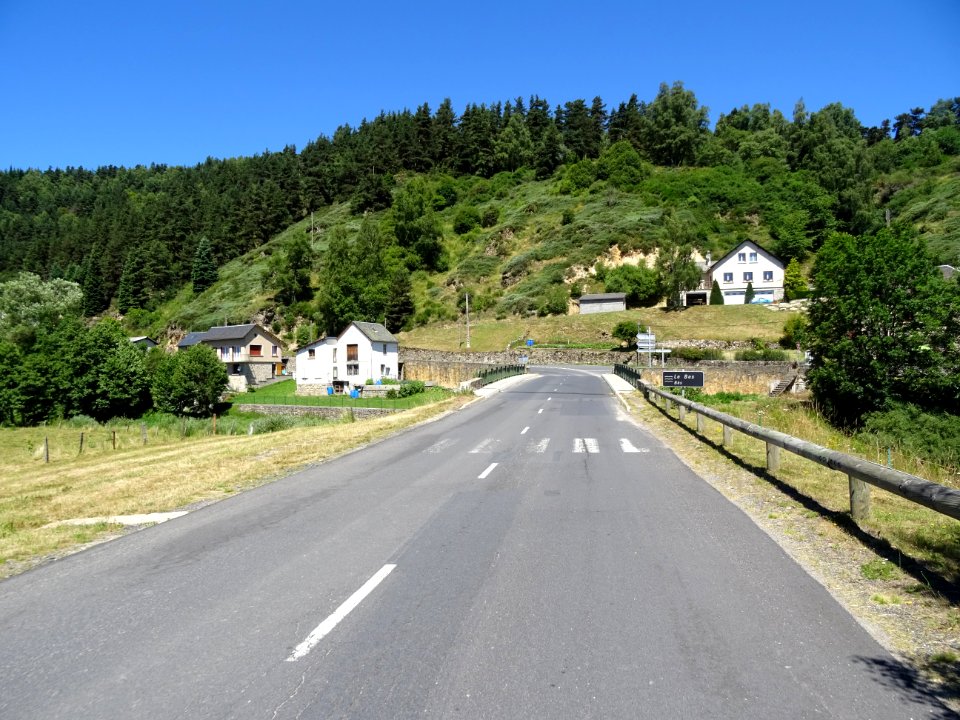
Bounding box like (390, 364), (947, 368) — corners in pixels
(0, 396), (472, 579)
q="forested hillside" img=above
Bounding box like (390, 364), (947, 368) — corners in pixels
(1, 83), (958, 340)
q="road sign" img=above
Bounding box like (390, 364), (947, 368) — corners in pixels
(662, 371), (704, 388)
(636, 332), (656, 350)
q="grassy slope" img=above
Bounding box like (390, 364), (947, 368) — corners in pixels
(397, 304), (795, 351)
(135, 159), (958, 348)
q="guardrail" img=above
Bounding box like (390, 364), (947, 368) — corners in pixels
(613, 364), (960, 522)
(476, 364), (527, 387)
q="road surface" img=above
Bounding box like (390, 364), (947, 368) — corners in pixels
(0, 367), (953, 719)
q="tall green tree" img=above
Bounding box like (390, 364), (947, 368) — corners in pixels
(807, 229), (960, 426)
(191, 236), (218, 294)
(639, 82), (709, 167)
(655, 212), (703, 308)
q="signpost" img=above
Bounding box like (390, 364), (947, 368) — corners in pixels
(662, 371), (705, 388)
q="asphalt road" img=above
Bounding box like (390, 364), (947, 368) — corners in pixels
(0, 367), (954, 719)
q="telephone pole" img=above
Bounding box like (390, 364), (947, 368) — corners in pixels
(465, 292), (471, 349)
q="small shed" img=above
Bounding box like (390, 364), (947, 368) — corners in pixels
(578, 292), (627, 314)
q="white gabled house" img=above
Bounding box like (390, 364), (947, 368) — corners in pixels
(296, 321), (399, 393)
(683, 241), (785, 306)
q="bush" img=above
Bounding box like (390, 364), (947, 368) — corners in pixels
(671, 346), (724, 362)
(734, 347), (789, 361)
(612, 321), (639, 346)
(779, 315), (810, 349)
(480, 206), (500, 228)
(397, 380), (426, 398)
(859, 403), (960, 469)
(453, 206), (482, 234)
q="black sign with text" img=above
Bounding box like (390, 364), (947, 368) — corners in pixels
(662, 371), (704, 388)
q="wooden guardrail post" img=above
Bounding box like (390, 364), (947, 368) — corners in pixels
(849, 475), (871, 521)
(678, 405), (686, 421)
(696, 413), (704, 434)
(722, 425), (732, 446)
(766, 443), (780, 472)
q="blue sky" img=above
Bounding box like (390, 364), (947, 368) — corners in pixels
(1, 0), (957, 170)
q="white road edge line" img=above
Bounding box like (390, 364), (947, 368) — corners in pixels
(521, 426), (530, 435)
(538, 408), (544, 414)
(286, 564), (397, 662)
(478, 462), (498, 479)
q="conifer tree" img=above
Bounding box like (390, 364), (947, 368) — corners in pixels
(710, 279), (724, 305)
(191, 236), (217, 293)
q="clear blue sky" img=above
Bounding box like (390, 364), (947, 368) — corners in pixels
(1, 0), (957, 171)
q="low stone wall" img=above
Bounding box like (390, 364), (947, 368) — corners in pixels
(240, 403), (395, 420)
(399, 347), (797, 394)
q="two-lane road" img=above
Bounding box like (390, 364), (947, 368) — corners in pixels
(0, 368), (952, 718)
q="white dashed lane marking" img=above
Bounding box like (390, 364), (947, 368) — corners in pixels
(424, 438), (458, 454)
(619, 438), (650, 453)
(469, 438), (500, 454)
(529, 438), (550, 454)
(573, 438), (600, 454)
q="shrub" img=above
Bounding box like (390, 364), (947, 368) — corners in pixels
(859, 402), (960, 469)
(612, 321), (639, 346)
(397, 380), (426, 397)
(779, 314), (810, 349)
(480, 206), (500, 228)
(672, 346), (724, 362)
(734, 347), (788, 361)
(453, 206), (482, 235)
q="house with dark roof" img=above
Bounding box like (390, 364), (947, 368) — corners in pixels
(683, 241), (785, 306)
(177, 323), (285, 392)
(295, 321), (399, 393)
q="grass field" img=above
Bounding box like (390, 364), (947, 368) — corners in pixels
(232, 380), (454, 409)
(0, 395), (472, 579)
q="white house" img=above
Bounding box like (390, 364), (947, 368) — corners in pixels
(296, 321), (399, 393)
(684, 241), (785, 306)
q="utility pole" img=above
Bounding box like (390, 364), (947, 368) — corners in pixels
(465, 292), (471, 349)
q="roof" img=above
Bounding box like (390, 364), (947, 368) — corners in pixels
(579, 293), (627, 302)
(129, 336), (156, 345)
(347, 321), (399, 344)
(202, 323), (259, 342)
(939, 264), (956, 280)
(709, 240), (783, 270)
(177, 331), (208, 348)
(297, 336), (337, 352)
(178, 323), (283, 348)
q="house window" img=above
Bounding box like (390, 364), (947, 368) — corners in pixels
(737, 252), (746, 263)
(249, 344), (262, 357)
(743, 272), (753, 282)
(382, 343), (387, 353)
(220, 347), (229, 360)
(332, 348), (337, 363)
(722, 272), (733, 283)
(308, 349), (316, 359)
(333, 367), (338, 379)
(763, 271), (773, 282)
(749, 252), (758, 263)
(347, 363), (359, 376)
(380, 364), (386, 376)
(347, 344), (358, 362)
(232, 364), (241, 375)
(272, 345), (278, 357)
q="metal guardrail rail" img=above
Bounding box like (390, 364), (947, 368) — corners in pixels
(476, 364), (527, 387)
(613, 364), (960, 522)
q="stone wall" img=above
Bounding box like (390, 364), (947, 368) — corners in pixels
(240, 403), (395, 420)
(399, 347), (797, 394)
